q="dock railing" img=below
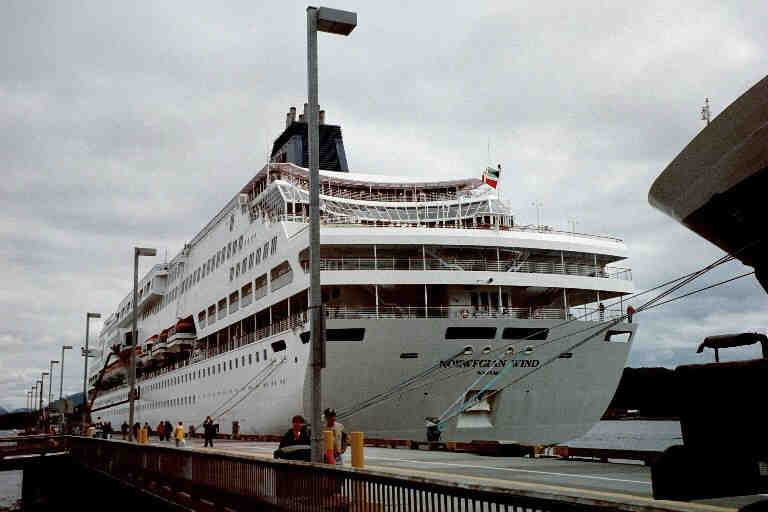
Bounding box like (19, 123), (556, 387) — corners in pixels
(65, 436), (693, 512)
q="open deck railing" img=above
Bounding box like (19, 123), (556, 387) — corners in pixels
(66, 436), (671, 512)
(324, 305), (625, 321)
(279, 215), (624, 243)
(315, 257), (632, 281)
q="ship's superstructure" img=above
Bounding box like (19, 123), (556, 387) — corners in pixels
(90, 108), (637, 444)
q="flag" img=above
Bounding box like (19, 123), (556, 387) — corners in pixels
(482, 165), (500, 188)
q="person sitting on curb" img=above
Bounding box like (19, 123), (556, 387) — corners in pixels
(274, 415), (311, 461)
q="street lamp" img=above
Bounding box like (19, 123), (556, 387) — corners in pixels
(60, 345), (73, 400)
(39, 373), (49, 427)
(306, 5), (357, 463)
(129, 247), (156, 441)
(82, 312), (101, 431)
(33, 382), (40, 425)
(48, 360), (59, 408)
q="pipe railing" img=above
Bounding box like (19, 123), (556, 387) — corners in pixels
(278, 214), (624, 243)
(65, 437), (687, 512)
(313, 257), (631, 281)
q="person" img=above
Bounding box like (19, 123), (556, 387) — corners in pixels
(121, 421), (129, 441)
(164, 420), (173, 442)
(627, 305), (635, 323)
(598, 302), (605, 322)
(275, 415), (311, 461)
(189, 424), (196, 438)
(156, 421), (165, 441)
(203, 416), (216, 448)
(132, 422), (140, 441)
(174, 421), (185, 447)
(103, 421), (112, 440)
(324, 408), (347, 465)
(143, 422), (151, 439)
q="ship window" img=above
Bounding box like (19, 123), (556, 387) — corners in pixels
(263, 349), (267, 360)
(242, 356), (245, 366)
(239, 235), (243, 250)
(502, 328), (549, 340)
(235, 358), (238, 368)
(249, 354), (252, 365)
(271, 340), (286, 352)
(445, 327), (496, 340)
(263, 243), (269, 260)
(236, 263), (240, 277)
(300, 332), (310, 344)
(230, 267), (234, 281)
(326, 328), (365, 342)
(229, 360), (232, 370)
(217, 363), (221, 373)
(255, 351), (259, 362)
(604, 330), (632, 343)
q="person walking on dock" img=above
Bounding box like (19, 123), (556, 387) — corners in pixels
(164, 420), (173, 442)
(324, 409), (347, 465)
(203, 416), (216, 448)
(174, 421), (185, 447)
(132, 422), (140, 442)
(156, 421), (164, 441)
(121, 421), (128, 441)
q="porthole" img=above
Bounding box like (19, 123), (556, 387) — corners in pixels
(524, 345), (534, 355)
(506, 346), (515, 355)
(463, 346), (474, 355)
(482, 346), (492, 354)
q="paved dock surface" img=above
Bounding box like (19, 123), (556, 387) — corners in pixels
(146, 438), (764, 509)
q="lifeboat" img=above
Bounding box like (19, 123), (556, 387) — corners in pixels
(152, 330), (170, 361)
(168, 316), (196, 352)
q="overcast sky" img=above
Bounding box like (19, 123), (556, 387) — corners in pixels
(2, 1), (767, 410)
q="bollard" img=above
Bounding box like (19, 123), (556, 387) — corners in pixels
(324, 430), (335, 464)
(141, 427), (148, 444)
(351, 432), (364, 468)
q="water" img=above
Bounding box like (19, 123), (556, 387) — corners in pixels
(563, 420), (682, 451)
(0, 430), (22, 511)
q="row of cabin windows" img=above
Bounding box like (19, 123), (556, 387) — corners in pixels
(145, 342), (286, 392)
(230, 236), (278, 282)
(127, 217), (272, 321)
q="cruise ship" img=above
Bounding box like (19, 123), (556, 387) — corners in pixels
(90, 106), (638, 444)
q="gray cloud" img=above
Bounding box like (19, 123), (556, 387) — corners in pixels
(2, 0), (767, 409)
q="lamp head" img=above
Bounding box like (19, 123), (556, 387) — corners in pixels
(316, 7), (357, 36)
(51, 360), (59, 364)
(63, 345), (73, 350)
(135, 247), (157, 257)
(87, 312), (101, 319)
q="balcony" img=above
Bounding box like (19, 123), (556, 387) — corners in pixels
(317, 258), (632, 281)
(322, 305), (625, 321)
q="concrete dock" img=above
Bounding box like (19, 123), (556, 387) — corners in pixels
(150, 438), (766, 509)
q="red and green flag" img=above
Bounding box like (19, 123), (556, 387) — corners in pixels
(482, 165), (500, 188)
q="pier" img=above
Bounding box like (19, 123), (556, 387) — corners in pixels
(2, 435), (762, 511)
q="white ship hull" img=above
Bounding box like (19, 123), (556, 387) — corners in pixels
(94, 315), (634, 444)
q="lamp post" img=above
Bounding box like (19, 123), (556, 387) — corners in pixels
(306, 5), (357, 463)
(39, 373), (48, 427)
(129, 247), (156, 441)
(60, 345), (73, 400)
(33, 382), (39, 427)
(48, 360), (59, 409)
(82, 312), (101, 431)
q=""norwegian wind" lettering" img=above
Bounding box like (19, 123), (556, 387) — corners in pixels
(439, 359), (540, 369)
